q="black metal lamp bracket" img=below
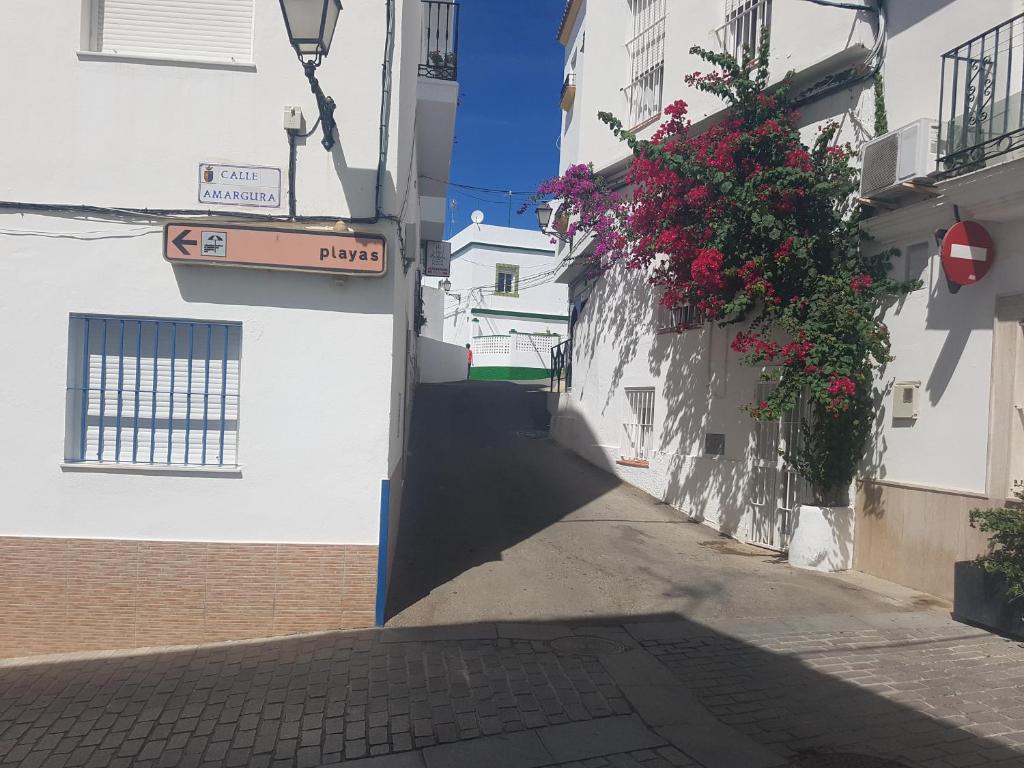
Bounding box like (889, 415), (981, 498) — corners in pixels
(303, 59), (337, 151)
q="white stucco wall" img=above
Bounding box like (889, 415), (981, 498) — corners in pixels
(0, 0), (414, 220)
(550, 0), (1024, 544)
(863, 161), (1024, 497)
(437, 224), (567, 348)
(0, 0), (454, 551)
(418, 336), (469, 383)
(0, 216), (396, 545)
(561, 0), (878, 176)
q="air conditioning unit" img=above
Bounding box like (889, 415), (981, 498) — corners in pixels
(860, 118), (938, 199)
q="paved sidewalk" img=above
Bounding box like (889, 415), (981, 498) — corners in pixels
(1, 612), (1022, 768)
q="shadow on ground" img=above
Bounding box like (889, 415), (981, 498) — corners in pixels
(385, 380), (623, 620)
(0, 611), (1020, 767)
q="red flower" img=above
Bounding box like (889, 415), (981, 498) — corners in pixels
(691, 249), (725, 291)
(851, 274), (874, 293)
(784, 149), (812, 171)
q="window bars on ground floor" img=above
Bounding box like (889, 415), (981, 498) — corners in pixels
(66, 315), (241, 467)
(623, 387), (656, 461)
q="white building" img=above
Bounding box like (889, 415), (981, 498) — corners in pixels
(548, 0), (1024, 600)
(433, 223), (567, 381)
(0, 0), (458, 658)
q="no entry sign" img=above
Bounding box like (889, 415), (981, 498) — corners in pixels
(941, 221), (995, 286)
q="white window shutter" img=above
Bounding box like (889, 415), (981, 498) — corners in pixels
(95, 0), (255, 63)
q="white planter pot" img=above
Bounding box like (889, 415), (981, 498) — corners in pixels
(788, 504), (855, 572)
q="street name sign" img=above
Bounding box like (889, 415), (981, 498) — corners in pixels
(198, 163), (282, 208)
(164, 223), (387, 276)
(423, 240), (452, 277)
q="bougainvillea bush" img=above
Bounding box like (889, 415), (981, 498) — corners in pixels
(536, 41), (914, 505)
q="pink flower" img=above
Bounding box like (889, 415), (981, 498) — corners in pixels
(827, 376), (856, 397)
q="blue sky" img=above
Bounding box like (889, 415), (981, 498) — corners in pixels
(444, 0), (565, 236)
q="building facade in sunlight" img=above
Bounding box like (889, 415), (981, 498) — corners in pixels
(0, 0), (459, 658)
(547, 0), (1023, 601)
(430, 223), (567, 380)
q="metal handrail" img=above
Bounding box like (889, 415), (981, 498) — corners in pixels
(550, 338), (573, 392)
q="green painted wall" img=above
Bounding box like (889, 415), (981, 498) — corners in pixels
(469, 366), (551, 381)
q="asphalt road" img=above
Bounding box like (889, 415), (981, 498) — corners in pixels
(385, 381), (935, 626)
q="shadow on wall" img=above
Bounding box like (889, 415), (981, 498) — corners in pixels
(385, 381), (624, 620)
(568, 264), (752, 539)
(0, 611), (1019, 768)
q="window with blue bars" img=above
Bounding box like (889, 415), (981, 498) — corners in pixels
(65, 315), (242, 467)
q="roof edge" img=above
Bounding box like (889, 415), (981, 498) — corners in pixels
(556, 0), (583, 45)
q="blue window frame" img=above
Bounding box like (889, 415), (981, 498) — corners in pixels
(65, 315), (242, 467)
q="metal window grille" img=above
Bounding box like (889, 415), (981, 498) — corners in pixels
(936, 13), (1024, 177)
(657, 299), (706, 332)
(623, 387), (656, 461)
(66, 315), (241, 467)
(717, 0), (772, 61)
(625, 0), (666, 128)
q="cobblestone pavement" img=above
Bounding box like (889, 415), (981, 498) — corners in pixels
(636, 614), (1024, 767)
(1, 613), (1022, 768)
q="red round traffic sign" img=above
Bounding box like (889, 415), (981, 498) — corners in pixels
(941, 221), (995, 286)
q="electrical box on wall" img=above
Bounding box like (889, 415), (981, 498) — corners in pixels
(893, 382), (920, 419)
(283, 106), (303, 131)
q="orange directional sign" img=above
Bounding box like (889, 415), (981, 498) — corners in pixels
(164, 223), (387, 276)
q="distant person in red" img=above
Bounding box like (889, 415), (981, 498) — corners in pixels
(465, 343), (473, 380)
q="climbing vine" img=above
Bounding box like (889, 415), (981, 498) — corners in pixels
(534, 40), (915, 504)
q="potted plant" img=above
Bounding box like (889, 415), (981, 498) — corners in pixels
(953, 492), (1024, 639)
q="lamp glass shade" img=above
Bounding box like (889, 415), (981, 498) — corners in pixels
(441, 278), (452, 293)
(279, 0), (342, 57)
(535, 202), (554, 230)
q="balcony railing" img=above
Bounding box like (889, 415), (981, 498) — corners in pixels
(937, 13), (1024, 178)
(419, 1), (459, 81)
(560, 73), (577, 110)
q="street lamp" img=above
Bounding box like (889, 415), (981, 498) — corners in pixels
(535, 201), (554, 232)
(278, 0), (343, 151)
(535, 201), (571, 243)
(439, 278), (460, 302)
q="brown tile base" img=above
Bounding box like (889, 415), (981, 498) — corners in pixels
(0, 537), (378, 659)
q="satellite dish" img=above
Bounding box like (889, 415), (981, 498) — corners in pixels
(471, 210), (484, 224)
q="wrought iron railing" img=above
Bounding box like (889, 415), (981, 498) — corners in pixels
(937, 13), (1024, 178)
(550, 338), (572, 393)
(419, 1), (459, 81)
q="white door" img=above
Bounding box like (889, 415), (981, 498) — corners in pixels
(749, 381), (806, 551)
(1009, 321), (1024, 498)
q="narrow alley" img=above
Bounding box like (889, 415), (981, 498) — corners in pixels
(387, 381), (932, 627)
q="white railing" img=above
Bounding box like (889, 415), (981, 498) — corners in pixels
(469, 333), (561, 370)
(716, 0), (772, 61)
(471, 335), (510, 355)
